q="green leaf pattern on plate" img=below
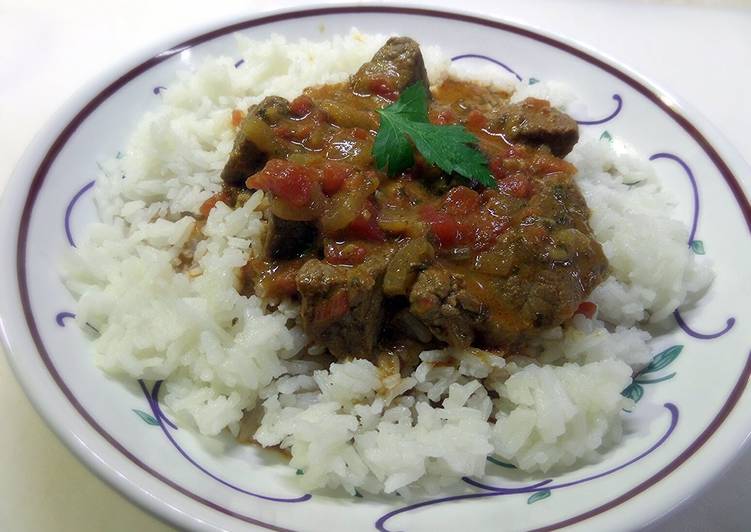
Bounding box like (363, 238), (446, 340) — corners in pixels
(622, 345), (682, 407)
(133, 409), (159, 426)
(640, 345), (683, 375)
(691, 240), (706, 255)
(621, 382), (644, 404)
(527, 489), (551, 504)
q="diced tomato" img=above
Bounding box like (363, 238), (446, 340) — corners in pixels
(231, 109), (244, 128)
(347, 201), (385, 241)
(313, 290), (350, 324)
(421, 205), (461, 248)
(575, 301), (598, 319)
(467, 110), (487, 129)
(443, 186), (481, 216)
(320, 163), (349, 196)
(325, 242), (367, 265)
(247, 160), (313, 208)
(289, 95), (314, 117)
(199, 190), (232, 217)
(369, 78), (399, 101)
(533, 155), (575, 176)
(489, 155), (510, 182)
(499, 174), (533, 198)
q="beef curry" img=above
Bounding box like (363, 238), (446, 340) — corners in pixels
(213, 37), (607, 361)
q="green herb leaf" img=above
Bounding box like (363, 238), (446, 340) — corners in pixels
(296, 469), (304, 476)
(528, 78), (540, 85)
(374, 84), (495, 187)
(640, 345), (683, 375)
(527, 489), (551, 504)
(133, 409), (159, 426)
(599, 130), (613, 142)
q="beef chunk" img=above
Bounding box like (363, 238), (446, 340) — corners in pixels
(296, 257), (386, 359)
(264, 213), (317, 261)
(489, 98), (579, 157)
(221, 96), (291, 185)
(351, 37), (429, 96)
(408, 267), (486, 348)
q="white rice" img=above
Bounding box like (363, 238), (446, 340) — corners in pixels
(62, 30), (712, 495)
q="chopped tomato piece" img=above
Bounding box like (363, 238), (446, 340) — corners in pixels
(247, 160), (313, 208)
(347, 201), (385, 241)
(200, 190), (232, 217)
(289, 95), (314, 117)
(421, 205), (461, 248)
(369, 78), (398, 101)
(231, 109), (244, 128)
(320, 163), (349, 196)
(467, 110), (487, 129)
(575, 301), (597, 319)
(489, 156), (510, 181)
(499, 175), (533, 198)
(443, 186), (481, 216)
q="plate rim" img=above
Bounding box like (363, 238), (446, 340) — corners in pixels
(1, 4), (750, 531)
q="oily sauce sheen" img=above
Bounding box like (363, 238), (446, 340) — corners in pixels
(214, 37), (607, 364)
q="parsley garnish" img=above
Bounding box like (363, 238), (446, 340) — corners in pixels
(373, 83), (495, 187)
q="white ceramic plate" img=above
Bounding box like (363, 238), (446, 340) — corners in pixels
(2, 5), (750, 531)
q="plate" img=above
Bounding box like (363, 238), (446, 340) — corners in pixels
(1, 5), (750, 531)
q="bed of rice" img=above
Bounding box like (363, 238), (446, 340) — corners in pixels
(62, 30), (712, 496)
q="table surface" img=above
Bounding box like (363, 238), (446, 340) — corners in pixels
(1, 0), (750, 530)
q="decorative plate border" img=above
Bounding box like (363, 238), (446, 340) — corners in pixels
(12, 6), (751, 531)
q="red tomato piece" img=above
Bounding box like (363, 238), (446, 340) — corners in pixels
(289, 95), (314, 117)
(443, 186), (481, 216)
(247, 160), (313, 208)
(199, 190), (232, 217)
(499, 175), (533, 198)
(347, 201), (385, 241)
(421, 205), (461, 248)
(575, 301), (598, 319)
(320, 163), (349, 196)
(369, 78), (398, 101)
(231, 109), (244, 128)
(489, 155), (510, 181)
(467, 109), (487, 129)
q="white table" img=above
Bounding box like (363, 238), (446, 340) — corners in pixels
(1, 1), (749, 530)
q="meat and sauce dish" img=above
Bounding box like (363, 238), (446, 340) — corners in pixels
(215, 37), (607, 365)
(66, 30), (710, 496)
